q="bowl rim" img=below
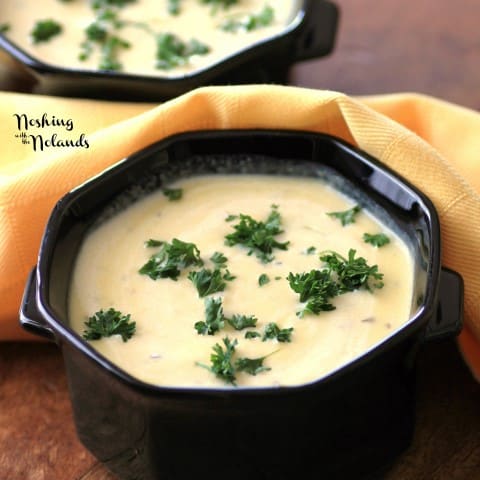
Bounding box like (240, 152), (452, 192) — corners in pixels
(34, 129), (441, 397)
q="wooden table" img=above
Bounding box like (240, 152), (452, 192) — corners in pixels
(2, 1), (480, 478)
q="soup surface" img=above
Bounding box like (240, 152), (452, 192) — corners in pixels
(69, 174), (415, 388)
(1, 0), (299, 77)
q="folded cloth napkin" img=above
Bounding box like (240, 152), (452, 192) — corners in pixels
(0, 85), (479, 380)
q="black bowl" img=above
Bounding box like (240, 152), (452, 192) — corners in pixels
(20, 130), (463, 480)
(0, 1), (338, 101)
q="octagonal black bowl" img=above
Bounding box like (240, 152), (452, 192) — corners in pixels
(20, 130), (462, 480)
(0, 0), (338, 101)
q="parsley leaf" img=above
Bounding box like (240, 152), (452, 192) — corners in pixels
(306, 246), (317, 255)
(99, 35), (130, 71)
(363, 233), (390, 248)
(83, 308), (136, 342)
(144, 238), (164, 247)
(262, 322), (293, 342)
(156, 33), (210, 70)
(79, 5), (134, 71)
(222, 270), (236, 281)
(189, 251), (235, 297)
(139, 238), (203, 281)
(201, 0), (238, 13)
(244, 330), (261, 339)
(210, 251), (228, 268)
(288, 249), (384, 317)
(287, 270), (338, 317)
(91, 0), (136, 9)
(196, 337), (238, 385)
(287, 270), (338, 303)
(80, 14), (130, 71)
(195, 297), (225, 335)
(221, 5), (274, 32)
(301, 296), (336, 317)
(326, 205), (361, 226)
(235, 355), (271, 376)
(0, 23), (11, 34)
(224, 205), (289, 263)
(168, 0), (181, 14)
(31, 19), (62, 44)
(163, 187), (183, 201)
(85, 22), (108, 42)
(226, 314), (258, 330)
(258, 273), (270, 286)
(188, 268), (228, 297)
(320, 248), (384, 292)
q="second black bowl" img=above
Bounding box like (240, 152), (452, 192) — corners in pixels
(0, 0), (338, 101)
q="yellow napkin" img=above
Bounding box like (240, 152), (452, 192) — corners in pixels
(1, 85), (479, 380)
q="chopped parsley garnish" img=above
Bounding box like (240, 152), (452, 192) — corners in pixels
(210, 251), (228, 268)
(244, 330), (261, 339)
(201, 0), (238, 13)
(287, 270), (338, 303)
(306, 246), (317, 255)
(188, 249), (235, 297)
(300, 296), (336, 317)
(31, 19), (62, 44)
(287, 270), (338, 317)
(188, 268), (229, 297)
(222, 270), (236, 281)
(91, 0), (137, 9)
(225, 214), (238, 222)
(363, 232), (390, 248)
(224, 205), (289, 263)
(144, 238), (164, 247)
(168, 0), (181, 14)
(326, 205), (361, 226)
(79, 15), (130, 71)
(221, 5), (274, 32)
(320, 249), (384, 292)
(196, 337), (238, 385)
(78, 6), (132, 70)
(258, 273), (270, 286)
(235, 355), (271, 376)
(262, 322), (293, 343)
(83, 308), (136, 342)
(163, 187), (183, 201)
(195, 297), (225, 335)
(288, 249), (384, 317)
(85, 22), (108, 42)
(139, 238), (203, 281)
(97, 8), (123, 26)
(226, 314), (258, 330)
(99, 35), (130, 71)
(0, 23), (11, 34)
(195, 297), (257, 334)
(156, 33), (210, 70)
(196, 336), (273, 385)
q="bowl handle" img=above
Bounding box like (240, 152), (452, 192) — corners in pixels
(19, 268), (56, 341)
(293, 0), (339, 61)
(424, 267), (464, 342)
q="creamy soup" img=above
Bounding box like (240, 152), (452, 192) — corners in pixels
(1, 0), (300, 77)
(69, 174), (415, 388)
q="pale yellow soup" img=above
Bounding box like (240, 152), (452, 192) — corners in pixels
(69, 174), (415, 388)
(1, 0), (300, 77)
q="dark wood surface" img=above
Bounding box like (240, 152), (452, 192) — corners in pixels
(2, 1), (480, 479)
